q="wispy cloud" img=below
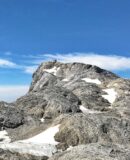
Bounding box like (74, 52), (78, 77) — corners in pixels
(0, 85), (29, 102)
(0, 57), (37, 74)
(1, 52), (130, 74)
(43, 53), (130, 71)
(18, 52), (130, 74)
(0, 58), (16, 68)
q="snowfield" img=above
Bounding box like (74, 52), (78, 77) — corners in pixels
(82, 78), (101, 84)
(102, 88), (117, 104)
(22, 125), (60, 145)
(0, 142), (57, 157)
(0, 125), (60, 157)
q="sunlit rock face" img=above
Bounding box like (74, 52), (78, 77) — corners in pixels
(1, 61), (130, 160)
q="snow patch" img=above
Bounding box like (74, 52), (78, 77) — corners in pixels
(80, 105), (101, 114)
(62, 78), (69, 82)
(67, 146), (74, 151)
(102, 88), (117, 103)
(40, 118), (45, 123)
(22, 125), (60, 145)
(0, 130), (11, 143)
(44, 66), (60, 75)
(82, 78), (101, 84)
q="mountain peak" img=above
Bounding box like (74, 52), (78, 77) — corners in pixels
(0, 61), (130, 160)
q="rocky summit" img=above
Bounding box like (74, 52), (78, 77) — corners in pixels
(1, 61), (130, 160)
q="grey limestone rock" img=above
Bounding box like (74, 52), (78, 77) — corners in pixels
(0, 105), (24, 129)
(49, 143), (130, 160)
(0, 148), (48, 160)
(54, 113), (130, 150)
(1, 61), (130, 160)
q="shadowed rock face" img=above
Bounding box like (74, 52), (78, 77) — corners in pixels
(16, 86), (81, 119)
(1, 61), (130, 160)
(0, 105), (24, 129)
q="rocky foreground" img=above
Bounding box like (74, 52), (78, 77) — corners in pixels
(0, 61), (130, 160)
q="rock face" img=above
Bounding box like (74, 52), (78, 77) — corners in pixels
(49, 143), (130, 160)
(0, 104), (24, 129)
(0, 148), (48, 160)
(1, 61), (130, 160)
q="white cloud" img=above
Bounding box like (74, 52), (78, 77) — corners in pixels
(0, 85), (29, 102)
(44, 53), (130, 70)
(24, 66), (38, 74)
(0, 59), (16, 68)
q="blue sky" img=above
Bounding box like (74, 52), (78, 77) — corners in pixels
(0, 0), (130, 101)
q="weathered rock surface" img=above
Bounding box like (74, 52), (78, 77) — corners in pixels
(54, 112), (130, 150)
(1, 61), (130, 160)
(49, 143), (130, 160)
(64, 81), (110, 111)
(0, 105), (24, 129)
(0, 148), (48, 160)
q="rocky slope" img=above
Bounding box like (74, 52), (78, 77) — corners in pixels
(0, 61), (130, 159)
